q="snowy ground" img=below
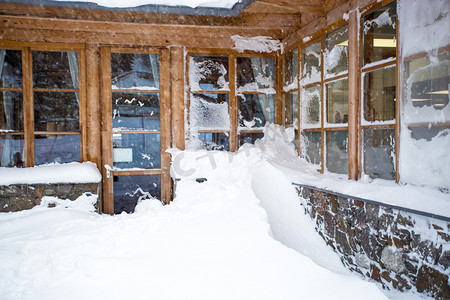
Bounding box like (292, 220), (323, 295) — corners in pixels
(0, 125), (440, 300)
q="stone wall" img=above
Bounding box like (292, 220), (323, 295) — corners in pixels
(0, 183), (100, 212)
(296, 185), (450, 299)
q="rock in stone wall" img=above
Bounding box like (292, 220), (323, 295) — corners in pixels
(296, 186), (450, 300)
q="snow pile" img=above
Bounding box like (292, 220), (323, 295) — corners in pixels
(55, 0), (241, 9)
(231, 35), (282, 53)
(0, 162), (101, 185)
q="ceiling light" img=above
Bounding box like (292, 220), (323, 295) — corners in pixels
(428, 90), (449, 95)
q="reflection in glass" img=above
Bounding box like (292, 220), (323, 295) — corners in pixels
(283, 48), (298, 86)
(34, 92), (79, 132)
(293, 130), (299, 151)
(0, 135), (24, 167)
(301, 131), (321, 165)
(326, 79), (348, 124)
(35, 134), (80, 165)
(113, 175), (161, 214)
(326, 130), (348, 174)
(238, 132), (264, 147)
(302, 41), (321, 84)
(0, 49), (23, 88)
(363, 128), (395, 180)
(198, 132), (229, 151)
(325, 25), (348, 76)
(409, 125), (450, 142)
(284, 90), (298, 126)
(301, 85), (320, 127)
(113, 133), (160, 169)
(112, 93), (160, 131)
(190, 56), (229, 91)
(33, 51), (79, 89)
(111, 53), (159, 89)
(190, 93), (230, 130)
(238, 94), (275, 128)
(363, 67), (396, 122)
(237, 57), (275, 91)
(0, 91), (23, 131)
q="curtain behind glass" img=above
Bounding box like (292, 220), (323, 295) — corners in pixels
(67, 52), (79, 104)
(149, 54), (160, 89)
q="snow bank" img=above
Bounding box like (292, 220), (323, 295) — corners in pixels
(0, 162), (101, 185)
(231, 35), (282, 53)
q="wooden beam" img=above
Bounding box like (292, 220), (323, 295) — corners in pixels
(22, 47), (34, 167)
(170, 46), (186, 151)
(229, 55), (237, 152)
(275, 52), (283, 125)
(244, 0), (325, 14)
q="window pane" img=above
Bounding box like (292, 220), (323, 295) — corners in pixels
(283, 48), (298, 87)
(33, 51), (78, 89)
(325, 25), (348, 76)
(113, 133), (160, 169)
(189, 56), (229, 91)
(302, 41), (321, 85)
(363, 128), (395, 180)
(35, 134), (80, 165)
(0, 135), (24, 167)
(112, 93), (160, 131)
(284, 90), (298, 127)
(111, 53), (159, 89)
(0, 49), (22, 88)
(326, 130), (348, 174)
(113, 175), (161, 214)
(363, 66), (396, 123)
(301, 131), (321, 166)
(34, 92), (79, 132)
(190, 94), (230, 130)
(326, 79), (348, 124)
(0, 91), (23, 131)
(237, 57), (275, 92)
(238, 132), (264, 147)
(238, 94), (275, 128)
(363, 1), (397, 65)
(301, 85), (321, 128)
(293, 130), (299, 151)
(198, 132), (229, 151)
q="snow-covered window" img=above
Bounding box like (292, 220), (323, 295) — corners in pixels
(282, 48), (299, 150)
(301, 41), (321, 86)
(325, 24), (348, 78)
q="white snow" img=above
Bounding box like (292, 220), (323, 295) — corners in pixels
(55, 0), (241, 9)
(231, 35), (282, 53)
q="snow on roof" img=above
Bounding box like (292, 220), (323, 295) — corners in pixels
(53, 0), (242, 9)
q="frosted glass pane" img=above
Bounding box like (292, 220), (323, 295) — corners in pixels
(363, 67), (396, 123)
(238, 94), (275, 129)
(302, 41), (321, 85)
(112, 133), (160, 169)
(326, 79), (348, 124)
(190, 94), (230, 130)
(326, 130), (348, 174)
(363, 128), (395, 180)
(284, 90), (298, 127)
(301, 131), (321, 165)
(325, 25), (348, 76)
(301, 85), (320, 127)
(112, 93), (160, 131)
(283, 48), (298, 86)
(237, 57), (275, 92)
(189, 56), (229, 91)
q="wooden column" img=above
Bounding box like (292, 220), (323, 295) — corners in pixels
(170, 46), (185, 151)
(229, 55), (237, 152)
(275, 52), (283, 125)
(347, 10), (359, 180)
(22, 47), (34, 167)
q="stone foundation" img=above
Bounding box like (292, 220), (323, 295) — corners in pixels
(296, 185), (450, 299)
(0, 183), (100, 212)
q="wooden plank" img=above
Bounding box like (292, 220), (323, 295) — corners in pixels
(170, 46), (186, 151)
(112, 170), (162, 176)
(229, 55), (238, 152)
(22, 46), (34, 167)
(244, 0), (325, 14)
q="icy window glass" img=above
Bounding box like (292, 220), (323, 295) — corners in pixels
(293, 130), (299, 151)
(189, 56), (229, 91)
(237, 57), (275, 93)
(111, 53), (159, 90)
(0, 49), (22, 88)
(0, 135), (25, 168)
(326, 130), (348, 174)
(33, 51), (79, 89)
(284, 90), (298, 127)
(113, 133), (160, 169)
(34, 91), (79, 132)
(238, 94), (275, 129)
(326, 79), (348, 125)
(301, 131), (321, 166)
(283, 48), (298, 88)
(0, 91), (23, 132)
(301, 85), (320, 128)
(325, 25), (348, 77)
(34, 134), (80, 165)
(302, 41), (321, 85)
(363, 128), (395, 180)
(363, 66), (396, 123)
(113, 174), (161, 214)
(363, 1), (397, 66)
(198, 132), (229, 151)
(238, 132), (264, 146)
(190, 93), (230, 131)
(112, 93), (160, 131)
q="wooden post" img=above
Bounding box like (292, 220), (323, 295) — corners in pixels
(22, 47), (34, 167)
(170, 46), (185, 151)
(275, 51), (283, 125)
(229, 55), (237, 151)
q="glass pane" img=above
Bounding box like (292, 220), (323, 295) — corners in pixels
(0, 49), (22, 88)
(326, 130), (348, 174)
(363, 1), (397, 65)
(34, 92), (79, 132)
(35, 134), (80, 165)
(0, 91), (23, 131)
(363, 66), (396, 123)
(302, 41), (321, 85)
(238, 132), (264, 147)
(113, 175), (161, 214)
(198, 132), (229, 151)
(283, 48), (298, 87)
(112, 93), (160, 131)
(189, 56), (229, 91)
(326, 79), (348, 125)
(363, 128), (395, 180)
(190, 94), (230, 130)
(301, 85), (321, 128)
(301, 131), (321, 166)
(111, 53), (159, 89)
(113, 133), (160, 169)
(238, 94), (275, 128)
(33, 51), (78, 89)
(284, 90), (298, 127)
(409, 125), (450, 142)
(0, 135), (24, 167)
(325, 25), (348, 76)
(293, 130), (299, 151)
(237, 57), (275, 92)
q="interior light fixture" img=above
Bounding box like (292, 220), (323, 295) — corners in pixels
(338, 38), (396, 47)
(427, 90), (449, 95)
(411, 98), (431, 102)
